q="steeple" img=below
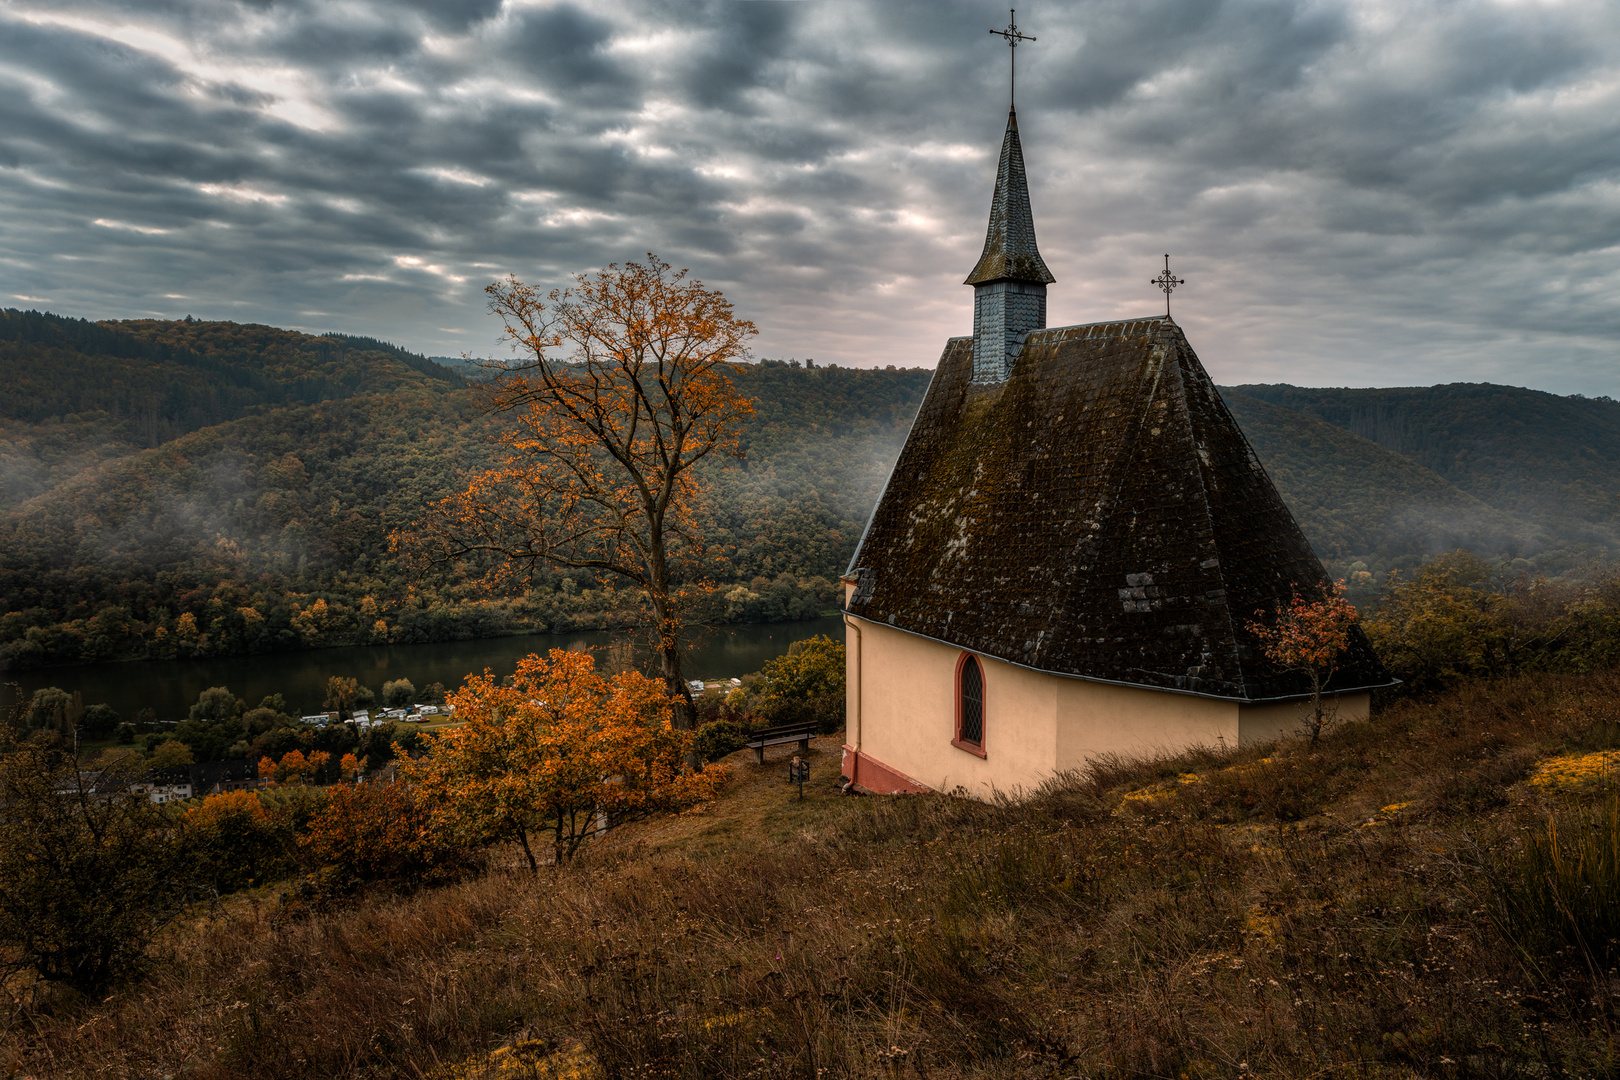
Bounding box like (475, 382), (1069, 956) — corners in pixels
(967, 107), (1054, 383)
(966, 108), (1053, 288)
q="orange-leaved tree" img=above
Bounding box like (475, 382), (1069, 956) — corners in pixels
(299, 783), (471, 888)
(398, 648), (724, 869)
(180, 789), (291, 894)
(1248, 580), (1361, 748)
(276, 749), (309, 784)
(340, 752), (364, 782)
(323, 676), (359, 723)
(401, 255), (756, 733)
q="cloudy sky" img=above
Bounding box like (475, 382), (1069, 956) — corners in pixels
(2, 0), (1618, 394)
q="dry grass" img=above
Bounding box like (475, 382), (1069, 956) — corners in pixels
(9, 675), (1620, 1079)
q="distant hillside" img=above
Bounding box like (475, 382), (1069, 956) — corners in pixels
(0, 310), (463, 432)
(0, 310), (464, 511)
(1220, 391), (1546, 587)
(3, 311), (1614, 669)
(429, 356), (489, 374)
(1231, 383), (1620, 547)
(0, 318), (933, 668)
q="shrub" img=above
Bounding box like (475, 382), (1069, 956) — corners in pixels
(694, 719), (747, 762)
(363, 721), (418, 765)
(241, 706), (288, 734)
(189, 686), (243, 723)
(695, 686), (758, 730)
(399, 650), (724, 868)
(382, 678), (416, 708)
(758, 634), (845, 734)
(0, 732), (182, 995)
(147, 738), (194, 771)
(1364, 551), (1620, 693)
(299, 782), (474, 888)
(80, 702), (121, 737)
(23, 687), (79, 733)
(181, 790), (294, 894)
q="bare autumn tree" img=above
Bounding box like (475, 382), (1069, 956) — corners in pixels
(409, 255), (756, 731)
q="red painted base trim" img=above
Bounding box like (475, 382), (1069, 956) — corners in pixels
(841, 746), (932, 795)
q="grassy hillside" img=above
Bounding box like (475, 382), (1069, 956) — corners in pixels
(1232, 382), (1620, 546)
(8, 671), (1619, 1078)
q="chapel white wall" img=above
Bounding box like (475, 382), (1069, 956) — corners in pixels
(845, 617), (1368, 798)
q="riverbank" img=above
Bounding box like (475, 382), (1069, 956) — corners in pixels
(0, 616), (843, 724)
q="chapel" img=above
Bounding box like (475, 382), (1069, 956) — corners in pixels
(839, 106), (1393, 797)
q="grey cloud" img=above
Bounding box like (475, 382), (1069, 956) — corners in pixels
(382, 0), (503, 33)
(501, 5), (640, 107)
(666, 1), (801, 111)
(0, 0), (1617, 394)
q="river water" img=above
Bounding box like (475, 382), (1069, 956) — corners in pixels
(0, 617), (843, 723)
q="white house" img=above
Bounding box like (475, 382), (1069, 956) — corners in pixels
(130, 780), (193, 804)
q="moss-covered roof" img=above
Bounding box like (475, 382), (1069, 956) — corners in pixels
(846, 317), (1393, 702)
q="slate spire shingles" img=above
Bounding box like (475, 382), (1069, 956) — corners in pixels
(965, 107), (1055, 287)
(845, 318), (1394, 702)
(966, 107), (1054, 383)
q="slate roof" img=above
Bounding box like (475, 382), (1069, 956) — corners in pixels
(964, 108), (1056, 287)
(846, 317), (1394, 702)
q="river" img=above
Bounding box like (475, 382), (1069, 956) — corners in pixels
(0, 617), (844, 723)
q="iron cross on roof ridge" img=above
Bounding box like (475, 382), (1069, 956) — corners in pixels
(989, 9), (1035, 107)
(1151, 254), (1185, 317)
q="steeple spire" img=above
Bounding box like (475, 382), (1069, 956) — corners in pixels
(965, 108), (1054, 288)
(966, 107), (1053, 383)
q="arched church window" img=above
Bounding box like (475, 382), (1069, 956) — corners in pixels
(955, 653), (986, 756)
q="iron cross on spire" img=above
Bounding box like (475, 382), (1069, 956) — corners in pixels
(1151, 254), (1185, 317)
(989, 9), (1035, 107)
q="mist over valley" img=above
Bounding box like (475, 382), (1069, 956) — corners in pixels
(2, 308), (1617, 674)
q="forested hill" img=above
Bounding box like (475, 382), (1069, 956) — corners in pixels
(1, 312), (1613, 670)
(1219, 391), (1542, 568)
(1230, 383), (1620, 542)
(0, 316), (934, 669)
(0, 311), (465, 512)
(0, 309), (462, 435)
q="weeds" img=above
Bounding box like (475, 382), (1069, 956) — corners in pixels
(1484, 792), (1620, 987)
(7, 672), (1620, 1077)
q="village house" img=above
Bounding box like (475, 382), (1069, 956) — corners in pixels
(129, 779), (193, 804)
(840, 107), (1393, 798)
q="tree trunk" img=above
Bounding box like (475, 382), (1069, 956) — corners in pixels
(646, 551), (696, 733)
(656, 622), (702, 772)
(514, 825), (539, 873)
(659, 637), (696, 731)
(1307, 670), (1326, 748)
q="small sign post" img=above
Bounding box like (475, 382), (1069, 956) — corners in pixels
(788, 756), (810, 801)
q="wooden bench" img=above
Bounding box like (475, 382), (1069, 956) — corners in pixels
(745, 722), (819, 764)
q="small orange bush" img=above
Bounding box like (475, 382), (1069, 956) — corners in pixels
(181, 789), (291, 893)
(401, 649), (723, 869)
(298, 782), (472, 888)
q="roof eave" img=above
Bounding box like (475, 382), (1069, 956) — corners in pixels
(844, 613), (1399, 704)
(963, 263), (1057, 287)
